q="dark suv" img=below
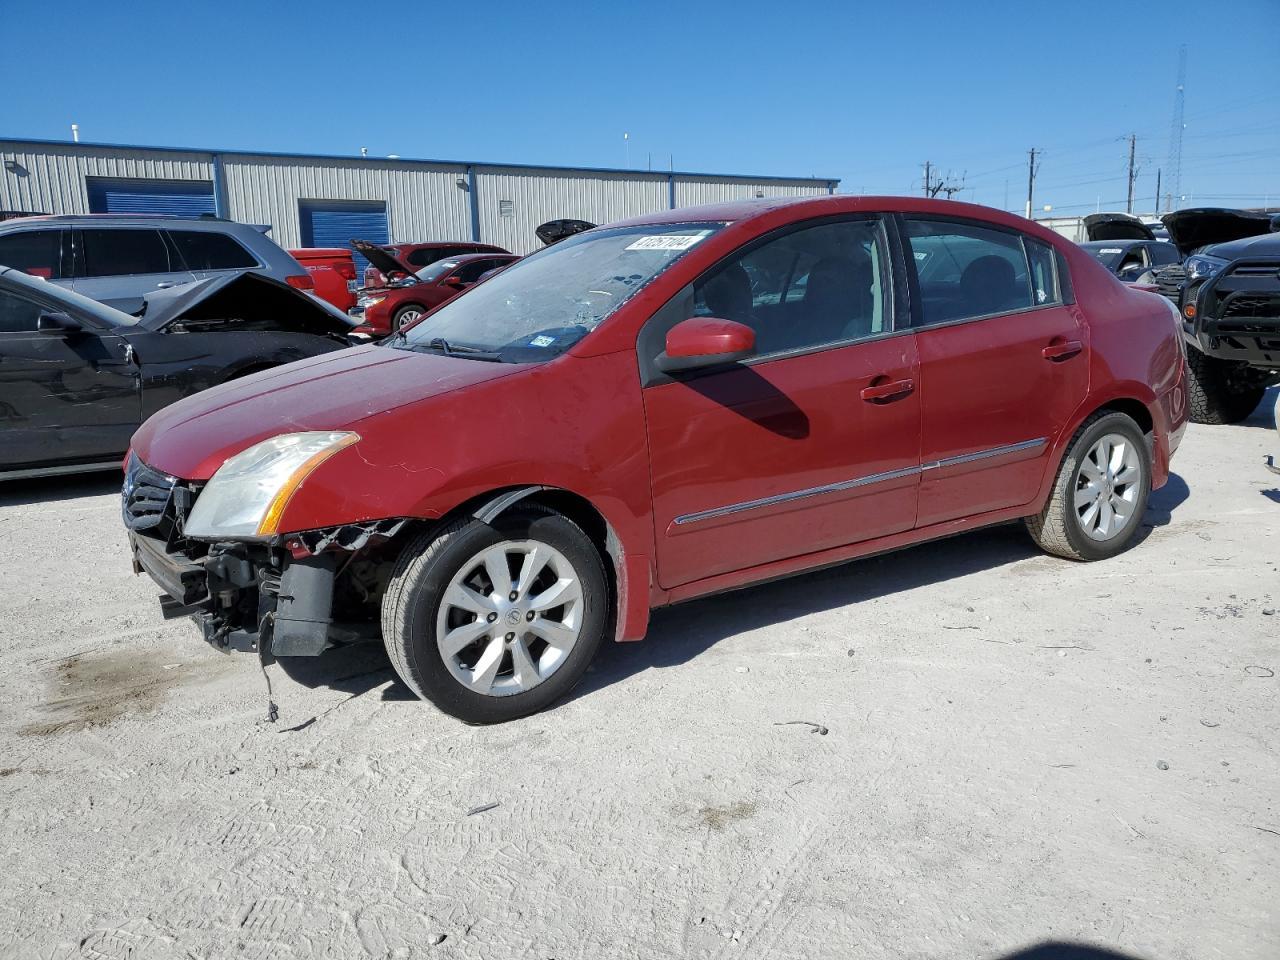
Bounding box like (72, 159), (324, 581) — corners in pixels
(1148, 208), (1280, 423)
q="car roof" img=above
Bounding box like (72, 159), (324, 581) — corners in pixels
(392, 241), (503, 250)
(609, 195), (1063, 240)
(0, 213), (246, 230)
(434, 252), (518, 265)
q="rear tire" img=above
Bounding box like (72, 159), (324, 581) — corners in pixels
(1026, 411), (1151, 561)
(381, 506), (608, 723)
(1185, 348), (1265, 425)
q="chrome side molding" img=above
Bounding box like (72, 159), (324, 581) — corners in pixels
(672, 437), (1048, 527)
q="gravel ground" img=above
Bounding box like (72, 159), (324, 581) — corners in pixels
(1, 397), (1277, 960)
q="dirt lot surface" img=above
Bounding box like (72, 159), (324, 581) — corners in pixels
(1, 400), (1277, 960)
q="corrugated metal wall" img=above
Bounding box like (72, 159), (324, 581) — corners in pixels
(222, 155), (470, 248)
(0, 140), (835, 255)
(0, 143), (212, 215)
(476, 168), (670, 254)
(674, 176), (830, 208)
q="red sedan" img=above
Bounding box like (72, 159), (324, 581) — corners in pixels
(125, 196), (1188, 723)
(350, 252), (520, 336)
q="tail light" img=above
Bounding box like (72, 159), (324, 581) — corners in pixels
(286, 273), (315, 291)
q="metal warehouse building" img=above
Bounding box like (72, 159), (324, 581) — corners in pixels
(0, 138), (838, 257)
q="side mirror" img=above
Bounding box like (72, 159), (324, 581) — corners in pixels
(445, 276), (468, 289)
(656, 317), (755, 374)
(37, 311), (82, 334)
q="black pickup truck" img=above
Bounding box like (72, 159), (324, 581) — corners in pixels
(1143, 208), (1280, 424)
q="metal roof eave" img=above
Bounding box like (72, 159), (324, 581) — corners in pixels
(0, 135), (840, 188)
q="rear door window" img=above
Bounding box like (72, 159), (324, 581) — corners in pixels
(167, 230), (258, 270)
(0, 229), (66, 279)
(78, 228), (179, 277)
(904, 219), (1034, 324)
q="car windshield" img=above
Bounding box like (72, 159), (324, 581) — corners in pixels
(414, 260), (461, 283)
(392, 222), (725, 361)
(1080, 243), (1125, 269)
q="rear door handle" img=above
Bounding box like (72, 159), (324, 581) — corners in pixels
(156, 281), (177, 289)
(1042, 339), (1083, 361)
(861, 377), (915, 403)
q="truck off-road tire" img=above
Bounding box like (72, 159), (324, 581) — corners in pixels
(392, 304), (426, 330)
(1185, 348), (1266, 425)
(381, 506), (609, 723)
(1026, 411), (1151, 562)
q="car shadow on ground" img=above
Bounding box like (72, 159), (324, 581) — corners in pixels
(274, 471), (1191, 712)
(998, 945), (1149, 960)
(1243, 385), (1279, 430)
(572, 475), (1189, 704)
(0, 469), (121, 508)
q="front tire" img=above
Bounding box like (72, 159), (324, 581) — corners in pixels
(1185, 348), (1266, 425)
(1026, 411), (1151, 561)
(381, 506), (608, 723)
(392, 304), (426, 330)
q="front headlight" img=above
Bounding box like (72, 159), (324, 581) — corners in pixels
(184, 432), (359, 540)
(358, 296), (386, 308)
(1184, 255), (1228, 280)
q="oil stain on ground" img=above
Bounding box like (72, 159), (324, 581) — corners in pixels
(699, 800), (758, 832)
(20, 647), (227, 737)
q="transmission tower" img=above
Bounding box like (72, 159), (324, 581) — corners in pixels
(1165, 45), (1187, 211)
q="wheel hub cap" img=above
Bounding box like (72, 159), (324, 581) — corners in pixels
(1074, 432), (1143, 542)
(435, 540), (584, 697)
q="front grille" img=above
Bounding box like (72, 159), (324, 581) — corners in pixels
(122, 454), (177, 532)
(1221, 295), (1280, 322)
(1150, 264), (1186, 303)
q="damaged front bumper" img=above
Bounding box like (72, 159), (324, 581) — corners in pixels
(129, 532), (343, 657)
(123, 454), (402, 660)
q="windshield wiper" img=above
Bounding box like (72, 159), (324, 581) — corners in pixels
(420, 337), (505, 362)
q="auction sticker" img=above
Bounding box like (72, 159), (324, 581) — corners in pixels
(625, 234), (708, 251)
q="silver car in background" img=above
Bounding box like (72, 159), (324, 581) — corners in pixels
(0, 214), (313, 314)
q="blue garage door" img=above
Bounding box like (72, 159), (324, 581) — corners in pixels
(87, 177), (216, 216)
(298, 200), (389, 279)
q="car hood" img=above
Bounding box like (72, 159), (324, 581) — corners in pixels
(1083, 212), (1155, 242)
(535, 219), (596, 246)
(1160, 207), (1274, 256)
(131, 345), (525, 480)
(1197, 230), (1280, 261)
(351, 239), (409, 277)
(137, 272), (355, 337)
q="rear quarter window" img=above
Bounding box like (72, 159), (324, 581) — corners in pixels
(168, 230), (259, 270)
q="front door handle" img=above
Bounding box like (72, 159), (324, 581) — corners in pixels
(156, 281), (177, 289)
(861, 377), (915, 403)
(1042, 339), (1083, 361)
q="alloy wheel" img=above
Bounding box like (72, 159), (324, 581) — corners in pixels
(1073, 432), (1142, 541)
(435, 540), (584, 697)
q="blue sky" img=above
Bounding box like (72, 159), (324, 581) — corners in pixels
(3, 0), (1277, 215)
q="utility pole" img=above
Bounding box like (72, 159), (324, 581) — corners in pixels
(922, 161), (932, 197)
(1154, 168), (1162, 218)
(1125, 134), (1138, 214)
(1166, 45), (1187, 212)
(922, 161), (964, 199)
(1025, 148), (1039, 220)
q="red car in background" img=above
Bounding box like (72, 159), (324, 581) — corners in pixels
(125, 196), (1187, 723)
(350, 252), (519, 335)
(288, 248), (357, 312)
(354, 239), (509, 288)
